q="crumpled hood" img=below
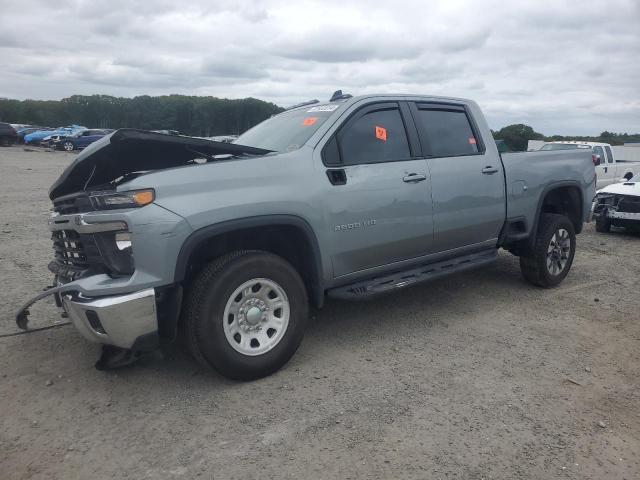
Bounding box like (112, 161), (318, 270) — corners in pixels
(49, 129), (272, 199)
(597, 180), (640, 197)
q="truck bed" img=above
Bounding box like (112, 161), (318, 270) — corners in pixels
(501, 149), (595, 237)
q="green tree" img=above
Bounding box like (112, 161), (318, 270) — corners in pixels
(0, 94), (283, 136)
(492, 124), (544, 152)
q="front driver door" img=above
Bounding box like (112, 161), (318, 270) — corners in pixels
(323, 102), (434, 278)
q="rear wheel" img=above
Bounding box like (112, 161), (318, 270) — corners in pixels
(183, 250), (309, 380)
(520, 213), (576, 288)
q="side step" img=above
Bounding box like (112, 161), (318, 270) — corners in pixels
(328, 248), (497, 300)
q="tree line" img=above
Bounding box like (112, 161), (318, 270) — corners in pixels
(0, 94), (637, 149)
(492, 124), (640, 151)
(0, 94), (283, 137)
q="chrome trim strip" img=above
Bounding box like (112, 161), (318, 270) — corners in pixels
(48, 214), (127, 233)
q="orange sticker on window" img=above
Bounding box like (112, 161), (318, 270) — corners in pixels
(468, 137), (477, 144)
(302, 117), (318, 126)
(375, 125), (387, 141)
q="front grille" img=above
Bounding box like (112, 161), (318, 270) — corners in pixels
(618, 196), (640, 214)
(52, 197), (80, 215)
(50, 228), (103, 283)
(52, 192), (93, 215)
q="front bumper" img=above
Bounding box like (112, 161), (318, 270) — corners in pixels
(606, 210), (640, 221)
(62, 288), (158, 349)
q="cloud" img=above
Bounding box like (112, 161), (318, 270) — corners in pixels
(0, 0), (639, 134)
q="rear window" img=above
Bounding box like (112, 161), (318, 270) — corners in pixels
(415, 109), (479, 157)
(235, 105), (338, 153)
(539, 144), (580, 151)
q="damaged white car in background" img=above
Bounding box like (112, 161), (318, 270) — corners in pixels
(592, 174), (640, 233)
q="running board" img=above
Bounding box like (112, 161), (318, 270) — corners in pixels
(328, 249), (498, 300)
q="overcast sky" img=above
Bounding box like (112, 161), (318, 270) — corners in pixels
(1, 0), (638, 134)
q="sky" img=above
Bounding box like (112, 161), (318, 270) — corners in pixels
(1, 0), (639, 135)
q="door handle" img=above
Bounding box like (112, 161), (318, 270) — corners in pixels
(482, 166), (499, 175)
(403, 173), (427, 183)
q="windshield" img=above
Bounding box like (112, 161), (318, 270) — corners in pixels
(539, 143), (582, 151)
(235, 105), (339, 152)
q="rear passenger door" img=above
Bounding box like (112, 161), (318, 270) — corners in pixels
(410, 102), (505, 252)
(322, 102), (434, 277)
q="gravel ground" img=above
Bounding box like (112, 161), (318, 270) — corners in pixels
(1, 145), (639, 480)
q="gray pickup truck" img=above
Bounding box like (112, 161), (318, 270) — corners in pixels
(17, 92), (596, 380)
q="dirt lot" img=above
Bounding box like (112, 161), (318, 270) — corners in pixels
(0, 145), (638, 480)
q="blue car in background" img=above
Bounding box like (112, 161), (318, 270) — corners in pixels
(24, 125), (86, 145)
(51, 129), (113, 151)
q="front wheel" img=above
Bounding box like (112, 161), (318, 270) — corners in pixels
(595, 215), (611, 233)
(520, 213), (576, 288)
(183, 251), (309, 380)
(62, 141), (74, 151)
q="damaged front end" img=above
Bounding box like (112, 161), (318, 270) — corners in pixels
(16, 129), (253, 368)
(592, 192), (640, 226)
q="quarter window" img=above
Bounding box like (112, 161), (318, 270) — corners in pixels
(415, 108), (479, 157)
(339, 108), (411, 165)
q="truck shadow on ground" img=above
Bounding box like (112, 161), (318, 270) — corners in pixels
(125, 252), (530, 384)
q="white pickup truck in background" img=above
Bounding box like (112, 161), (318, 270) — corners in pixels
(539, 141), (640, 189)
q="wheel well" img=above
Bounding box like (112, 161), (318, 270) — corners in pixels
(179, 224), (323, 307)
(540, 186), (583, 234)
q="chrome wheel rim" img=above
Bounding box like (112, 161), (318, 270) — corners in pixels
(546, 228), (571, 275)
(64, 142), (73, 151)
(222, 278), (290, 356)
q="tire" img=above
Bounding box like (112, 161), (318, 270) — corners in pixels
(595, 215), (611, 233)
(183, 250), (309, 380)
(519, 213), (576, 288)
(0, 136), (8, 147)
(62, 141), (74, 151)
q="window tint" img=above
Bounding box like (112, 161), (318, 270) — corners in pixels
(604, 146), (613, 163)
(339, 108), (410, 165)
(416, 108), (479, 157)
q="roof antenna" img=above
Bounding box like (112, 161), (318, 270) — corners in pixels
(330, 90), (352, 102)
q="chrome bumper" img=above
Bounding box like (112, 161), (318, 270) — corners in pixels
(62, 288), (158, 349)
(607, 210), (640, 220)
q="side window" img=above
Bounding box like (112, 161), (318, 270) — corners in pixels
(415, 108), (479, 157)
(339, 108), (410, 165)
(604, 146), (614, 163)
(593, 146), (605, 163)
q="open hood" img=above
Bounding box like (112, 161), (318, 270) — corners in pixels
(49, 129), (272, 199)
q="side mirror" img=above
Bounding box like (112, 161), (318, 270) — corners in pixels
(592, 154), (601, 166)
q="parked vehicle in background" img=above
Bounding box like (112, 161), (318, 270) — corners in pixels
(540, 141), (640, 189)
(0, 122), (18, 146)
(24, 125), (86, 145)
(17, 92), (596, 381)
(51, 129), (113, 151)
(592, 174), (640, 233)
(17, 126), (50, 143)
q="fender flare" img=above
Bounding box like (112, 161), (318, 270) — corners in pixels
(174, 215), (325, 307)
(529, 180), (584, 246)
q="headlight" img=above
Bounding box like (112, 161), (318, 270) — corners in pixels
(594, 194), (615, 205)
(90, 189), (155, 210)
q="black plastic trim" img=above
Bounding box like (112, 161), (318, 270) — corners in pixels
(174, 215), (325, 307)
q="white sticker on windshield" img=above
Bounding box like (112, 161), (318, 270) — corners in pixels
(307, 104), (340, 112)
